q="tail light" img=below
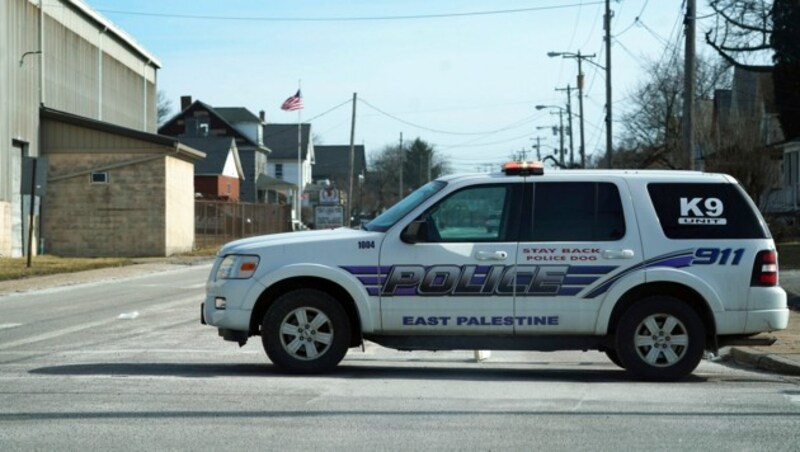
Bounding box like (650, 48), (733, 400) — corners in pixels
(751, 250), (778, 287)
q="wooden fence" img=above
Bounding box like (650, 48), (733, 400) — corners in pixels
(195, 201), (292, 249)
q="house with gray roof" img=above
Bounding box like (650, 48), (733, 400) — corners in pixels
(264, 124), (314, 224)
(264, 123), (314, 186)
(159, 97), (271, 203)
(313, 145), (367, 189)
(178, 137), (244, 201)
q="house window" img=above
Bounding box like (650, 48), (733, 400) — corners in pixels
(90, 171), (109, 184)
(227, 183), (232, 194)
(275, 163), (283, 179)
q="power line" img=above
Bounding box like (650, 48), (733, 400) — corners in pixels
(359, 98), (540, 136)
(305, 98), (352, 123)
(96, 2), (604, 23)
(440, 131), (540, 149)
(578, 2), (604, 49)
(614, 0), (651, 38)
(360, 99), (548, 117)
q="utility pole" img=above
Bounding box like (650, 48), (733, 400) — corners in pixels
(683, 0), (699, 170)
(553, 110), (565, 167)
(556, 85), (575, 167)
(426, 149), (431, 183)
(576, 51), (588, 170)
(604, 0), (613, 168)
(532, 136), (542, 161)
(347, 92), (357, 227)
(398, 132), (404, 200)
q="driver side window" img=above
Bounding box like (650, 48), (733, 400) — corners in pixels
(425, 184), (515, 242)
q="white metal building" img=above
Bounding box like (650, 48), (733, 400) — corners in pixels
(1, 0), (161, 257)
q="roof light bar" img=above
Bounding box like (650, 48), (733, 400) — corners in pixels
(502, 161), (544, 176)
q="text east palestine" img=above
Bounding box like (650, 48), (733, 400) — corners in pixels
(402, 315), (559, 326)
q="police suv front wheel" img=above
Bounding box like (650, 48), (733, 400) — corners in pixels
(261, 289), (351, 373)
(615, 296), (705, 381)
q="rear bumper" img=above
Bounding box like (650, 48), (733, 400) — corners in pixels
(744, 308), (790, 333)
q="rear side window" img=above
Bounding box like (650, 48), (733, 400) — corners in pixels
(647, 183), (768, 239)
(530, 182), (625, 241)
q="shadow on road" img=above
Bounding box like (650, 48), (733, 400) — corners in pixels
(28, 362), (707, 383)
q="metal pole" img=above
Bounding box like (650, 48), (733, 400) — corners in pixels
(684, 0), (699, 170)
(558, 110), (565, 167)
(296, 113), (302, 226)
(556, 87), (575, 166)
(605, 0), (613, 168)
(398, 132), (404, 200)
(577, 51), (587, 170)
(348, 92), (357, 227)
(39, 0), (45, 106)
(26, 158), (37, 267)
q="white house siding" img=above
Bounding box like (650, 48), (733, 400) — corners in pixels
(762, 142), (800, 213)
(222, 152), (239, 178)
(268, 159), (313, 188)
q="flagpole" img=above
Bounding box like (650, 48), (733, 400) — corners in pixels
(297, 80), (302, 227)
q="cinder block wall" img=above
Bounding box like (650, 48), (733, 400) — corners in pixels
(43, 154), (167, 257)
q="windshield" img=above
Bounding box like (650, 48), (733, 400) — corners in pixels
(364, 180), (446, 232)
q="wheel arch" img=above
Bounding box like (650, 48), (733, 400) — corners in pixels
(250, 276), (363, 347)
(604, 281), (717, 347)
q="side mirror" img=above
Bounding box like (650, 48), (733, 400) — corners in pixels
(401, 219), (426, 244)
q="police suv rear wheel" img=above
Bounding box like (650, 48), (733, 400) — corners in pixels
(604, 349), (625, 369)
(615, 296), (705, 381)
(262, 289), (350, 373)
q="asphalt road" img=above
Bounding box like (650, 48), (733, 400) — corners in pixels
(1, 265), (799, 451)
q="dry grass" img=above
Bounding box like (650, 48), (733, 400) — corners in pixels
(0, 256), (133, 282)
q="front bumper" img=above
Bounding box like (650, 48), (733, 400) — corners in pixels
(202, 297), (252, 331)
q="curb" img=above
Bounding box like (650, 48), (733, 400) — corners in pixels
(728, 347), (800, 376)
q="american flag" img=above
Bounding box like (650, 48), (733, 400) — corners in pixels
(281, 90), (303, 111)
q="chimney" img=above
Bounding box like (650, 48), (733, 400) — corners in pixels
(180, 96), (192, 111)
(259, 110), (266, 123)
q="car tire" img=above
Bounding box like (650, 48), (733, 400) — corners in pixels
(615, 296), (705, 381)
(262, 289), (351, 373)
(604, 349), (625, 369)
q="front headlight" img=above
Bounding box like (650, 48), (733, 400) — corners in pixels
(216, 254), (260, 280)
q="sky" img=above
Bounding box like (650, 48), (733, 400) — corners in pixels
(86, 0), (719, 173)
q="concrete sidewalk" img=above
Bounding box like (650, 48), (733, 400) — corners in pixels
(1, 260), (798, 376)
(724, 311), (800, 376)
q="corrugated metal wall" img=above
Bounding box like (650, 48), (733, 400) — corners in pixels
(1, 0), (41, 200)
(1, 0), (160, 255)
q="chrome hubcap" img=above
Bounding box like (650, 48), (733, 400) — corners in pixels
(279, 307), (333, 361)
(633, 313), (689, 367)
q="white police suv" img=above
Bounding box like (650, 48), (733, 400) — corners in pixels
(202, 162), (789, 380)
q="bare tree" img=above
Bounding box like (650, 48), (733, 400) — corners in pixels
(705, 0), (800, 140)
(364, 138), (451, 213)
(705, 0), (774, 69)
(703, 113), (779, 208)
(156, 90), (172, 126)
(614, 57), (732, 169)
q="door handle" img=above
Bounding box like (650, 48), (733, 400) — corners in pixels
(475, 250), (508, 261)
(602, 249), (635, 259)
